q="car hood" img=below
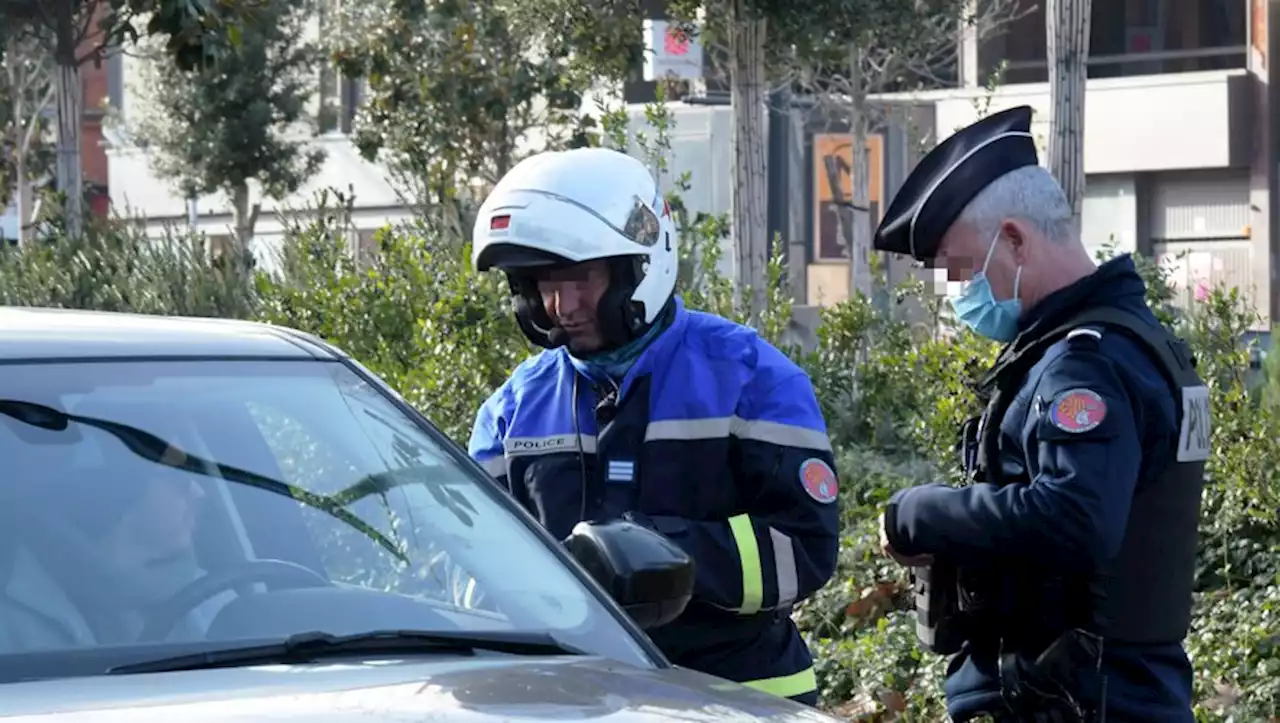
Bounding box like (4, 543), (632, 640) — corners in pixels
(0, 655), (839, 722)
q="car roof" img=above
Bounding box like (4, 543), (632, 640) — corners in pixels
(0, 307), (343, 361)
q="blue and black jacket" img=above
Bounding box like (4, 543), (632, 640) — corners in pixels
(468, 298), (840, 703)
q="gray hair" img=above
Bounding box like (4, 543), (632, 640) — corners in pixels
(955, 165), (1077, 245)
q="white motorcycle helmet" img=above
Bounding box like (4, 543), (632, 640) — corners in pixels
(472, 147), (679, 350)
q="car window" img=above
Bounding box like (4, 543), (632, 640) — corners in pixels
(0, 359), (651, 680)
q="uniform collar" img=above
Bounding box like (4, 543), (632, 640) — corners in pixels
(1017, 254), (1148, 337)
(561, 297), (687, 390)
(627, 296), (687, 382)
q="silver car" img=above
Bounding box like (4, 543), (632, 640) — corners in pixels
(0, 307), (839, 722)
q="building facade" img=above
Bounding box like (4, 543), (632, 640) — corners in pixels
(880, 0), (1267, 328)
(623, 0), (1272, 335)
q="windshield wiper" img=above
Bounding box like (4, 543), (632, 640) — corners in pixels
(0, 399), (407, 563)
(105, 629), (585, 675)
(332, 465), (480, 527)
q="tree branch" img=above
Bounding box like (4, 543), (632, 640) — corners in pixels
(19, 81), (55, 153)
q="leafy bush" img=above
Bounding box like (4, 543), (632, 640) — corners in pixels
(1, 100), (1276, 722)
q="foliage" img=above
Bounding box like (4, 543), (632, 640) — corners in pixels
(254, 189), (528, 443)
(121, 0), (324, 247)
(0, 210), (256, 317)
(0, 0), (267, 72)
(4, 88), (1278, 723)
(329, 0), (599, 233)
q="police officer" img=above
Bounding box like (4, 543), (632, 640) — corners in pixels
(466, 147), (840, 707)
(871, 106), (1209, 722)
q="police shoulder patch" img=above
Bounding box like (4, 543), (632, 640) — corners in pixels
(799, 458), (838, 504)
(1048, 387), (1108, 433)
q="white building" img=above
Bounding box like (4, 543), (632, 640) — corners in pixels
(102, 13), (413, 273)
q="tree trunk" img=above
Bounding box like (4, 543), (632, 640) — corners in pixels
(16, 149), (30, 246)
(54, 60), (84, 239)
(316, 0), (339, 134)
(11, 58), (29, 246)
(727, 0), (769, 324)
(6, 35), (54, 246)
(846, 45), (873, 300)
(1045, 0), (1091, 230)
(231, 181), (261, 254)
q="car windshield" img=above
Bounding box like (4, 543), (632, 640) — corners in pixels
(0, 358), (653, 681)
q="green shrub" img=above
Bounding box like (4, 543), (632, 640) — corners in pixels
(0, 211), (255, 318)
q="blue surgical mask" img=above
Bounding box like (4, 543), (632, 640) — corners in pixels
(949, 231), (1023, 343)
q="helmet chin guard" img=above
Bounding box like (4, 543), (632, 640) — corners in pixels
(507, 256), (654, 351)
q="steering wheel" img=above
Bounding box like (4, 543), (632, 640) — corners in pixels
(138, 558), (332, 642)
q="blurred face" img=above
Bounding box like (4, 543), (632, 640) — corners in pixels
(113, 473), (206, 563)
(536, 260), (610, 353)
(934, 218), (1040, 305)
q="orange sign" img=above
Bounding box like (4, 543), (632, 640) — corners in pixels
(813, 132), (883, 262)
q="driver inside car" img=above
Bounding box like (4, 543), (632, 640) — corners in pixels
(0, 459), (231, 653)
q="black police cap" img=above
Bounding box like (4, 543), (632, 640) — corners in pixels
(873, 105), (1038, 261)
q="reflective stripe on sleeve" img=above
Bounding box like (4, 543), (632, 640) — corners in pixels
(728, 517), (801, 613)
(644, 416), (831, 452)
(740, 665), (818, 699)
(729, 514), (763, 615)
(769, 527), (799, 608)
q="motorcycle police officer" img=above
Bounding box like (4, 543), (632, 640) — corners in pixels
(872, 106), (1209, 722)
(466, 147), (840, 706)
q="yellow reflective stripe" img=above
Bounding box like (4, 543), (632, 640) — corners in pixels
(741, 666), (818, 699)
(729, 514), (763, 615)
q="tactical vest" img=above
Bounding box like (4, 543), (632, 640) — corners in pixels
(972, 305), (1209, 645)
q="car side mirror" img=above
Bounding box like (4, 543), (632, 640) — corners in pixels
(563, 519), (695, 630)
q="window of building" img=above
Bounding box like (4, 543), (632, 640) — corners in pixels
(980, 0), (1246, 85)
(1147, 169), (1256, 315)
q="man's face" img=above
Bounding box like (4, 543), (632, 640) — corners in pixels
(115, 473), (206, 562)
(934, 218), (1033, 303)
(536, 260), (610, 353)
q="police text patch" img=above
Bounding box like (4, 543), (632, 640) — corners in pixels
(1048, 388), (1107, 433)
(1176, 384), (1212, 462)
(799, 458), (838, 504)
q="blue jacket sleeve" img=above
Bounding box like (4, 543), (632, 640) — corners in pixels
(645, 366), (841, 614)
(467, 386), (510, 489)
(886, 345), (1145, 572)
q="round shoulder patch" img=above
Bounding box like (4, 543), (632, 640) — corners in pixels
(799, 458), (838, 504)
(1048, 388), (1108, 433)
